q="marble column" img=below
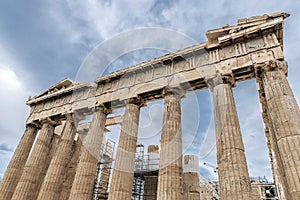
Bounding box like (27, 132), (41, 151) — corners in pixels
(157, 88), (184, 200)
(207, 75), (252, 200)
(144, 145), (159, 200)
(59, 136), (84, 200)
(32, 132), (61, 199)
(183, 155), (201, 200)
(261, 69), (300, 199)
(183, 173), (201, 200)
(68, 107), (108, 200)
(256, 75), (290, 200)
(108, 98), (142, 200)
(37, 114), (80, 200)
(11, 118), (56, 200)
(0, 124), (38, 200)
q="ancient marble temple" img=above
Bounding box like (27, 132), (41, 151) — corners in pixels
(1, 12), (299, 200)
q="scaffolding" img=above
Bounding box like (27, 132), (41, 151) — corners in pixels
(93, 139), (116, 200)
(91, 140), (278, 200)
(132, 144), (145, 200)
(132, 144), (160, 200)
(251, 177), (278, 200)
(92, 143), (160, 200)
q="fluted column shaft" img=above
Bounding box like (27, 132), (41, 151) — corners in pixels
(183, 172), (200, 200)
(262, 70), (300, 199)
(37, 115), (79, 200)
(0, 124), (38, 200)
(210, 78), (251, 200)
(108, 100), (141, 200)
(59, 137), (83, 200)
(257, 75), (290, 199)
(68, 107), (108, 200)
(11, 120), (55, 200)
(157, 90), (183, 200)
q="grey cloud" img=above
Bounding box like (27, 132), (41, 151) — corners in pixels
(0, 143), (13, 152)
(0, 0), (300, 182)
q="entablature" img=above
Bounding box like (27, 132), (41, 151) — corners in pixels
(25, 12), (290, 124)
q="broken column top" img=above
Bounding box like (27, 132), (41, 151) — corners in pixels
(183, 155), (200, 173)
(148, 145), (159, 153)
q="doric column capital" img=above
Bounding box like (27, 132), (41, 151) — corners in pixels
(94, 104), (111, 115)
(255, 60), (288, 78)
(26, 121), (40, 130)
(124, 96), (145, 107)
(162, 87), (185, 98)
(65, 113), (85, 126)
(206, 74), (235, 89)
(39, 117), (60, 127)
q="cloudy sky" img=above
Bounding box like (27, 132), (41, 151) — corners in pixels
(1, 0), (300, 182)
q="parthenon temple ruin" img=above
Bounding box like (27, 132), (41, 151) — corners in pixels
(1, 11), (299, 200)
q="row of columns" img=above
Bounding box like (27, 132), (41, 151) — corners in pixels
(1, 66), (300, 200)
(11, 119), (56, 200)
(0, 115), (87, 200)
(37, 114), (79, 200)
(0, 124), (38, 200)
